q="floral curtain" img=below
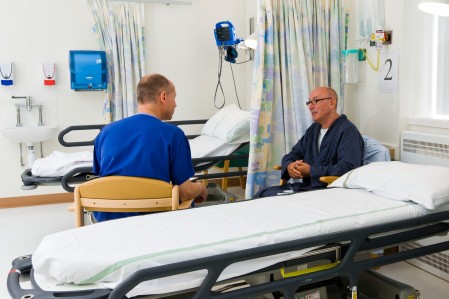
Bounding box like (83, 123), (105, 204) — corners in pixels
(246, 0), (345, 198)
(86, 0), (145, 122)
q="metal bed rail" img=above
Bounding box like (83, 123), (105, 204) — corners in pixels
(108, 209), (449, 299)
(55, 121), (248, 192)
(57, 120), (209, 148)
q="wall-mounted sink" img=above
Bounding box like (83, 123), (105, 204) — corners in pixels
(1, 125), (57, 145)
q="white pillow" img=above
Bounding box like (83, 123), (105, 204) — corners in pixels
(201, 104), (250, 143)
(329, 161), (449, 210)
(201, 104), (237, 136)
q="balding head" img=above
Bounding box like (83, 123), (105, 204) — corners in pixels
(315, 87), (338, 104)
(307, 86), (340, 128)
(137, 74), (174, 104)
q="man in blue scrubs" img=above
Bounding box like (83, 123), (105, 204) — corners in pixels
(93, 74), (207, 221)
(254, 87), (364, 198)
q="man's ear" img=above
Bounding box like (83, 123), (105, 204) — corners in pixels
(330, 98), (337, 108)
(159, 91), (166, 104)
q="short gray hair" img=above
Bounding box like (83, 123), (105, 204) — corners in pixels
(137, 74), (174, 104)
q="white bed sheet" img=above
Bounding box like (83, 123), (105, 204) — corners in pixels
(32, 188), (439, 297)
(188, 135), (241, 159)
(31, 151), (93, 177)
(31, 135), (241, 177)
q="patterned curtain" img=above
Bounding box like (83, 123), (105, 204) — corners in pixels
(246, 0), (345, 198)
(86, 0), (146, 122)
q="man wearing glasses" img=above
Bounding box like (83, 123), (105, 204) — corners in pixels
(254, 86), (364, 198)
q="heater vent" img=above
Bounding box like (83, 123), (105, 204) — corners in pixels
(401, 241), (449, 282)
(401, 131), (449, 167)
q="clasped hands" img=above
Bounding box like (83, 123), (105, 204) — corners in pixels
(287, 160), (310, 179)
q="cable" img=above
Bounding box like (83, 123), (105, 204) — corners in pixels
(360, 48), (380, 71)
(235, 58), (252, 64)
(229, 62), (242, 109)
(214, 47), (226, 109)
(213, 46), (245, 110)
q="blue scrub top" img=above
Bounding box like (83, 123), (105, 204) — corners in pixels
(92, 114), (194, 222)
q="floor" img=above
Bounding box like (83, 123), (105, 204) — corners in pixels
(377, 262), (449, 298)
(225, 185), (449, 298)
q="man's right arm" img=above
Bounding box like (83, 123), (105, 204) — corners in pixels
(281, 138), (306, 180)
(179, 179), (207, 203)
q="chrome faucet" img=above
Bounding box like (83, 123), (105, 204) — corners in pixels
(12, 96), (44, 126)
(15, 105), (21, 127)
(37, 105), (44, 126)
(12, 96), (32, 111)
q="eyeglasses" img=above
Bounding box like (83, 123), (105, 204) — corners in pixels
(305, 97), (332, 106)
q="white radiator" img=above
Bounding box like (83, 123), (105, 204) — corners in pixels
(401, 130), (449, 167)
(400, 130), (449, 281)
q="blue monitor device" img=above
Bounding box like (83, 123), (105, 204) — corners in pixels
(214, 21), (242, 46)
(69, 50), (107, 91)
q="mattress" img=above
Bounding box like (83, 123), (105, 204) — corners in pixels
(32, 188), (438, 297)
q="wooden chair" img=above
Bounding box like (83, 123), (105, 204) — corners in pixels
(213, 144), (249, 191)
(217, 160), (247, 191)
(74, 176), (193, 227)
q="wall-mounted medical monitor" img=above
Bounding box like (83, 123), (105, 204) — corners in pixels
(69, 50), (107, 91)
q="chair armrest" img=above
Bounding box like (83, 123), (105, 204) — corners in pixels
(275, 166), (339, 186)
(273, 165), (287, 185)
(179, 198), (194, 210)
(319, 176), (340, 185)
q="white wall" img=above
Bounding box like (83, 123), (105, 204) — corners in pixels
(344, 0), (404, 149)
(146, 0), (254, 118)
(0, 1), (105, 197)
(345, 0), (447, 157)
(0, 0), (253, 198)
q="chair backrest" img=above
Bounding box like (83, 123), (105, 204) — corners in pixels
(74, 176), (180, 227)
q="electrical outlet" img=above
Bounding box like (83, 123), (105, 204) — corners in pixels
(369, 30), (393, 47)
(384, 30), (392, 45)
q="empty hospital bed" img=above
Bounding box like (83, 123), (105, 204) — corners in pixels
(21, 106), (250, 192)
(8, 161), (449, 299)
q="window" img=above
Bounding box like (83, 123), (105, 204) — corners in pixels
(435, 16), (449, 117)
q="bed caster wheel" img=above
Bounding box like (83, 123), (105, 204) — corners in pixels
(21, 184), (37, 190)
(18, 255), (31, 261)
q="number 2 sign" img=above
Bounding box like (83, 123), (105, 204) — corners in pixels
(379, 50), (399, 92)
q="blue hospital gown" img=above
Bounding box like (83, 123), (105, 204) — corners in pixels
(281, 114), (364, 188)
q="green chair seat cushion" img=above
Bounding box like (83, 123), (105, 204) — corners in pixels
(215, 144), (249, 168)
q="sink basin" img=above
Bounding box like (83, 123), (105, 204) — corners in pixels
(1, 125), (58, 145)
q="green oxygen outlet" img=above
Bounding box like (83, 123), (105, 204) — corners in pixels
(358, 49), (366, 61)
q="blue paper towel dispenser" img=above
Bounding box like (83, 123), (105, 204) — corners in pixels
(69, 50), (107, 91)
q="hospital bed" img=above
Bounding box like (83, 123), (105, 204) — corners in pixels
(8, 161), (449, 299)
(21, 119), (249, 193)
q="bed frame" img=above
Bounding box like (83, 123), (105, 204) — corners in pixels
(21, 120), (249, 192)
(7, 208), (449, 299)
